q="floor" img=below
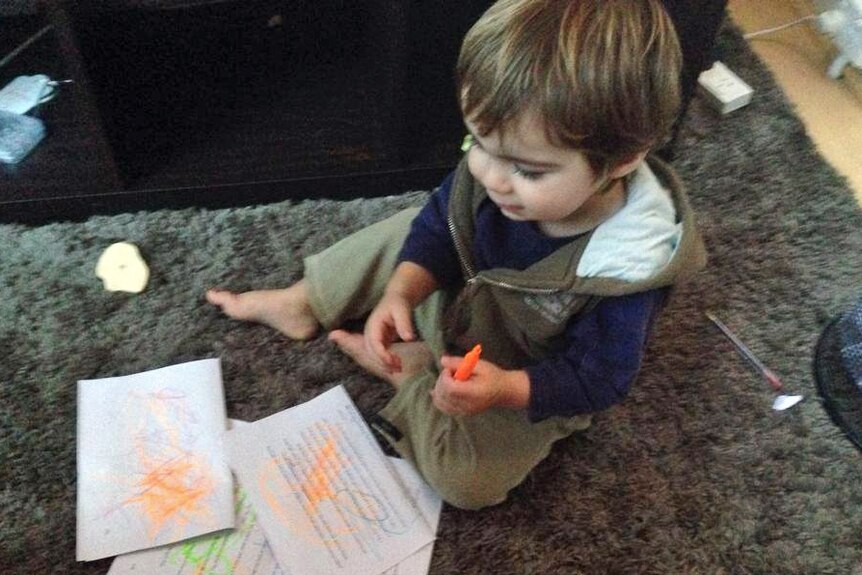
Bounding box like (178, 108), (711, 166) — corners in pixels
(727, 0), (862, 204)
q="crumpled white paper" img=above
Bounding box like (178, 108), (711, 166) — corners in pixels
(96, 242), (149, 293)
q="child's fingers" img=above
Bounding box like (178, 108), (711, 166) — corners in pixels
(372, 348), (401, 373)
(364, 328), (401, 372)
(439, 355), (462, 370)
(430, 388), (460, 415)
(436, 363), (471, 399)
(431, 386), (473, 416)
(391, 306), (415, 342)
(441, 351), (481, 381)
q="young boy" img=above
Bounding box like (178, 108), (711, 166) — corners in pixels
(207, 0), (706, 509)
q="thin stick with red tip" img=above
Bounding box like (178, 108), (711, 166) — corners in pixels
(454, 344), (482, 381)
(705, 312), (783, 391)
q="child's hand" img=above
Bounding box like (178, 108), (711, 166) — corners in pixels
(431, 355), (509, 415)
(364, 291), (416, 372)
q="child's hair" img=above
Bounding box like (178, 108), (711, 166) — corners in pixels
(456, 0), (682, 176)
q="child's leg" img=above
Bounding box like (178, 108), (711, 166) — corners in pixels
(373, 369), (592, 510)
(207, 207), (420, 338)
(303, 208), (420, 329)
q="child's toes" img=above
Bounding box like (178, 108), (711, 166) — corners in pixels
(205, 289), (234, 308)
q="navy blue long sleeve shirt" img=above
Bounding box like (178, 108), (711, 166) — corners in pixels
(398, 173), (668, 422)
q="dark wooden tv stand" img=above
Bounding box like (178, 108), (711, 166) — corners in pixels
(1, 0), (728, 225)
(2, 0), (490, 224)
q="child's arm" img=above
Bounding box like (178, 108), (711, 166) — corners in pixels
(431, 355), (530, 415)
(364, 261), (440, 371)
(525, 289), (666, 421)
(395, 173), (463, 289)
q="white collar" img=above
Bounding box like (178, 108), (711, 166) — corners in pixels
(576, 163), (682, 281)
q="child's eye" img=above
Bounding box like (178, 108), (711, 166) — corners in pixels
(513, 165), (543, 180)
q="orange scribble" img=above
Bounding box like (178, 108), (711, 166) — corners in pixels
(259, 455), (356, 547)
(257, 427), (362, 546)
(120, 389), (216, 540)
(303, 438), (341, 513)
(124, 453), (215, 539)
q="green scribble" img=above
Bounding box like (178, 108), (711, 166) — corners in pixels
(166, 489), (256, 574)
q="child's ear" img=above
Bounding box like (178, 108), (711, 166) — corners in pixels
(608, 151), (648, 179)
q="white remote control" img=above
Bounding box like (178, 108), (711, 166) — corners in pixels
(697, 61), (754, 115)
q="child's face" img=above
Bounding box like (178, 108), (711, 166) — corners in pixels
(465, 110), (633, 236)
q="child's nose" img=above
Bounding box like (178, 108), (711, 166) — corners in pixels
(484, 161), (513, 195)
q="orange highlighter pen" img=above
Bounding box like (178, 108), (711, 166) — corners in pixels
(453, 344), (482, 381)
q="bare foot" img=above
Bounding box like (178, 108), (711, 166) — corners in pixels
(206, 281), (319, 340)
(328, 329), (433, 388)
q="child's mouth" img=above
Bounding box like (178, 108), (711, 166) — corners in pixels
(498, 204), (523, 213)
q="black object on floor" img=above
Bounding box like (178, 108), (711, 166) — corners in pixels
(814, 317), (862, 453)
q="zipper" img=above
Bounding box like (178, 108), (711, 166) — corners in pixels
(448, 214), (476, 279)
(447, 214), (560, 295)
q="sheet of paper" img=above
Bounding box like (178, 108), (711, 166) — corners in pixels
(380, 459), (443, 575)
(77, 359), (234, 561)
(223, 385), (435, 575)
(106, 457), (442, 575)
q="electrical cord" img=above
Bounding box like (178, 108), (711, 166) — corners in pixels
(743, 14), (818, 40)
(0, 24), (53, 69)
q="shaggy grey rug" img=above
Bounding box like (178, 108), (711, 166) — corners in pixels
(4, 25), (862, 575)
